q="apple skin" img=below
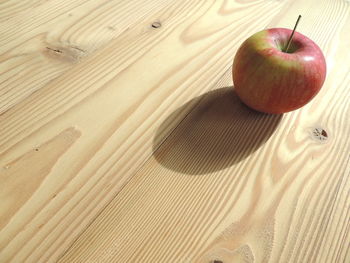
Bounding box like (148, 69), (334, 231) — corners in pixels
(232, 28), (326, 114)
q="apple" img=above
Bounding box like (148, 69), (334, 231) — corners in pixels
(232, 27), (326, 114)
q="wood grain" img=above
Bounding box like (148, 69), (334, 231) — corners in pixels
(0, 0), (48, 23)
(58, 0), (350, 262)
(1, 0), (350, 262)
(0, 0), (175, 114)
(0, 0), (289, 261)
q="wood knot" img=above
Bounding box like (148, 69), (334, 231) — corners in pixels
(310, 127), (328, 143)
(151, 21), (161, 28)
(212, 260), (223, 263)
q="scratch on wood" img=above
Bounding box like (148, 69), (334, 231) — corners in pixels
(70, 45), (86, 53)
(46, 47), (63, 53)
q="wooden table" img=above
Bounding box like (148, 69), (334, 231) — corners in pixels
(1, 0), (349, 262)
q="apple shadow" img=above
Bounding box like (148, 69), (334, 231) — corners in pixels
(152, 87), (283, 175)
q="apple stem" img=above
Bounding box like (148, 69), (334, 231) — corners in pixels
(284, 15), (302, 53)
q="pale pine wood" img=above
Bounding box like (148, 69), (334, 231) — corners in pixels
(0, 0), (174, 114)
(1, 0), (290, 261)
(0, 0), (48, 23)
(1, 0), (350, 263)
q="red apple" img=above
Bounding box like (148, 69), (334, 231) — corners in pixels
(232, 28), (326, 114)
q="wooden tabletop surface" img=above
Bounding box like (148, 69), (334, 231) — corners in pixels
(1, 0), (349, 262)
